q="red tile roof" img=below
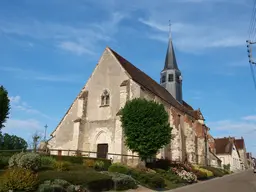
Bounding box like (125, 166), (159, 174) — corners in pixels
(215, 137), (235, 155)
(234, 139), (245, 150)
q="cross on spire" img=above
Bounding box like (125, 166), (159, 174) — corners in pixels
(169, 20), (172, 38)
(44, 124), (48, 141)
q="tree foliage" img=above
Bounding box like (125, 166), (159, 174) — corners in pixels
(0, 85), (10, 130)
(0, 133), (28, 150)
(120, 98), (172, 160)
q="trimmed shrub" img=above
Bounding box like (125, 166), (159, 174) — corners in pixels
(0, 156), (10, 169)
(18, 152), (41, 171)
(102, 172), (137, 190)
(83, 159), (95, 168)
(154, 168), (185, 184)
(108, 163), (129, 174)
(94, 160), (105, 171)
(53, 161), (71, 171)
(148, 174), (166, 189)
(37, 184), (67, 192)
(41, 156), (56, 168)
(0, 167), (39, 192)
(8, 152), (25, 168)
(200, 166), (225, 177)
(38, 170), (113, 191)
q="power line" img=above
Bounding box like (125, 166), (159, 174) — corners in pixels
(248, 0), (256, 40)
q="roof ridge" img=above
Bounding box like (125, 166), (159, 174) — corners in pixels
(108, 47), (196, 118)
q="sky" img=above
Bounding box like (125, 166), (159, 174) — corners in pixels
(1, 0), (256, 155)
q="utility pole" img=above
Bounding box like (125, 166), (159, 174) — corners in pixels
(246, 40), (256, 64)
(44, 124), (48, 141)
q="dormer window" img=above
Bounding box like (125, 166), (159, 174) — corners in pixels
(101, 90), (110, 107)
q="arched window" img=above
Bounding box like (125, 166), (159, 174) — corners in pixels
(101, 90), (110, 106)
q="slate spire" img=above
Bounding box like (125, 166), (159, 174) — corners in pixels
(163, 36), (179, 71)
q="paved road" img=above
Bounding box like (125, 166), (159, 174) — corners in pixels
(169, 169), (256, 192)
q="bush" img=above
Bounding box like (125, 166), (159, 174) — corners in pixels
(83, 159), (95, 168)
(108, 163), (129, 174)
(102, 172), (137, 190)
(192, 165), (213, 178)
(146, 159), (171, 170)
(200, 166), (225, 177)
(0, 168), (39, 192)
(53, 161), (71, 171)
(94, 160), (105, 171)
(154, 169), (185, 184)
(41, 156), (56, 168)
(18, 152), (41, 171)
(8, 152), (25, 168)
(38, 170), (114, 191)
(0, 156), (10, 169)
(37, 184), (67, 192)
(148, 174), (166, 189)
(193, 170), (208, 180)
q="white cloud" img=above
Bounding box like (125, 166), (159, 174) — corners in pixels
(4, 119), (41, 131)
(9, 95), (51, 120)
(139, 19), (246, 52)
(3, 118), (45, 143)
(0, 12), (126, 55)
(242, 115), (256, 121)
(0, 66), (82, 83)
(58, 41), (95, 55)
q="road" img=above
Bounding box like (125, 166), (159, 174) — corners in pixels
(169, 169), (256, 192)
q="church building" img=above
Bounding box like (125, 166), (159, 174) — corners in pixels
(48, 36), (214, 166)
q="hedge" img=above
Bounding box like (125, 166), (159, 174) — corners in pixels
(43, 155), (112, 170)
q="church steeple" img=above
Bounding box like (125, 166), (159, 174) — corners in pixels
(163, 37), (179, 71)
(160, 27), (183, 103)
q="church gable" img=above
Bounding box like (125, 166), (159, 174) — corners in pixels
(50, 47), (130, 138)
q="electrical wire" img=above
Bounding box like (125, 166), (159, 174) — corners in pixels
(249, 62), (256, 90)
(248, 0), (256, 39)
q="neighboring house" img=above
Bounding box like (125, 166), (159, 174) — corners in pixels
(234, 137), (248, 170)
(247, 152), (254, 168)
(207, 134), (222, 168)
(215, 137), (241, 172)
(47, 36), (211, 166)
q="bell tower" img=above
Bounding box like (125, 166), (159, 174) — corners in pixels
(160, 25), (183, 103)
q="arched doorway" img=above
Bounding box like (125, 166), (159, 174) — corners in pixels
(97, 143), (108, 159)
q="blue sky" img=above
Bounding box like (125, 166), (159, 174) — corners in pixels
(1, 0), (256, 155)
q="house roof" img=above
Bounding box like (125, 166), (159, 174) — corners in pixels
(209, 147), (221, 162)
(215, 137), (234, 155)
(234, 139), (245, 150)
(109, 47), (198, 119)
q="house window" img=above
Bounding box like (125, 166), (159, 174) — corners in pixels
(168, 74), (174, 82)
(101, 90), (110, 106)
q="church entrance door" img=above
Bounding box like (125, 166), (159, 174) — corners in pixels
(97, 144), (108, 159)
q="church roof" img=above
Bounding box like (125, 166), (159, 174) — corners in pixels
(163, 37), (179, 71)
(109, 47), (197, 119)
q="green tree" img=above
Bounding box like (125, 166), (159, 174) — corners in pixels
(0, 85), (10, 130)
(120, 98), (172, 161)
(0, 133), (28, 150)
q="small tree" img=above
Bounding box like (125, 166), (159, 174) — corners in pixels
(120, 98), (172, 161)
(0, 85), (10, 130)
(32, 132), (41, 152)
